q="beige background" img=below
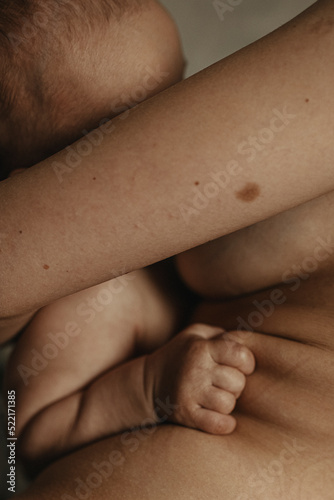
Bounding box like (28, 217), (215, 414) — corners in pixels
(160, 0), (315, 77)
(0, 0), (316, 497)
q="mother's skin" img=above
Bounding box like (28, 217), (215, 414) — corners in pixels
(5, 1), (334, 498)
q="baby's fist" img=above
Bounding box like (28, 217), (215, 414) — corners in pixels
(146, 323), (255, 435)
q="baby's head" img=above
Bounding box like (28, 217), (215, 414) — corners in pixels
(0, 0), (184, 180)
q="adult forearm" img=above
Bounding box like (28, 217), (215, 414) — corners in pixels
(1, 0), (333, 317)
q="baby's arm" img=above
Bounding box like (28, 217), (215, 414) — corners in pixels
(11, 322), (254, 470)
(16, 347), (157, 467)
(6, 264), (191, 467)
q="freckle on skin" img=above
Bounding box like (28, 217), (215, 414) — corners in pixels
(194, 181), (200, 186)
(305, 98), (309, 103)
(235, 183), (260, 203)
(93, 177), (96, 180)
(43, 264), (50, 270)
(19, 230), (22, 234)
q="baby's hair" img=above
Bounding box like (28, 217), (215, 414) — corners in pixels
(0, 0), (143, 180)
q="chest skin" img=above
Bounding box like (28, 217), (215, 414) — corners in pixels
(177, 191), (334, 464)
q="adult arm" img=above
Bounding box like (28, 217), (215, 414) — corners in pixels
(1, 0), (334, 323)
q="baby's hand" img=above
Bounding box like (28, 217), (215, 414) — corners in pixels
(146, 324), (255, 435)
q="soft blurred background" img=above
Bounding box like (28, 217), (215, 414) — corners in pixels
(0, 0), (316, 497)
(160, 0), (315, 77)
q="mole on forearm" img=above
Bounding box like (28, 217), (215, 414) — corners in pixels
(235, 182), (260, 203)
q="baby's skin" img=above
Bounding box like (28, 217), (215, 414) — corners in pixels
(6, 265), (255, 470)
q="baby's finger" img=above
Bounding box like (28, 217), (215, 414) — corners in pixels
(209, 339), (256, 375)
(193, 408), (236, 435)
(213, 365), (246, 398)
(200, 386), (236, 415)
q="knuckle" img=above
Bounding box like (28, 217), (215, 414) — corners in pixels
(235, 372), (246, 391)
(224, 340), (253, 365)
(222, 393), (236, 414)
(228, 339), (245, 354)
(225, 330), (251, 344)
(219, 338), (240, 356)
(238, 345), (251, 359)
(238, 347), (255, 372)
